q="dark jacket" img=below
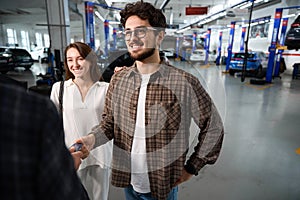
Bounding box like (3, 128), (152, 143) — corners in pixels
(0, 83), (89, 200)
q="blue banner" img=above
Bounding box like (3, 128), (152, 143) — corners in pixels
(205, 28), (211, 64)
(104, 20), (109, 57)
(266, 8), (282, 83)
(216, 31), (222, 65)
(226, 22), (236, 71)
(274, 17), (288, 76)
(84, 2), (95, 50)
(240, 27), (246, 52)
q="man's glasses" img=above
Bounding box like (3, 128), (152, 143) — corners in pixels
(123, 27), (157, 41)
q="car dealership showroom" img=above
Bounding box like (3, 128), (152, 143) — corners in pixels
(0, 0), (300, 199)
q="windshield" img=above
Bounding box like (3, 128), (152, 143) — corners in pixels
(233, 53), (255, 59)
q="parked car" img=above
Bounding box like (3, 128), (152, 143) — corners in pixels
(162, 48), (175, 58)
(0, 47), (34, 71)
(30, 47), (49, 63)
(190, 49), (217, 63)
(226, 10), (236, 18)
(228, 51), (267, 76)
(190, 49), (205, 63)
(285, 14), (300, 50)
(116, 39), (127, 50)
(0, 48), (15, 74)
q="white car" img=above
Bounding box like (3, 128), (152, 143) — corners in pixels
(162, 48), (175, 58)
(190, 49), (217, 63)
(190, 49), (205, 63)
(30, 47), (49, 63)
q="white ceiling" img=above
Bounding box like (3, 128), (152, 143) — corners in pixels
(0, 0), (234, 29)
(104, 0), (227, 25)
(0, 0), (295, 38)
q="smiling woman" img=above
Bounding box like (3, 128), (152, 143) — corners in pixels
(50, 42), (113, 200)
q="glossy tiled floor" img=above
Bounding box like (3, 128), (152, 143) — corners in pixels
(4, 62), (48, 88)
(6, 60), (300, 200)
(174, 61), (300, 200)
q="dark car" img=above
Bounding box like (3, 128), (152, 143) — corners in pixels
(8, 48), (34, 70)
(285, 14), (300, 50)
(0, 47), (34, 72)
(0, 48), (15, 74)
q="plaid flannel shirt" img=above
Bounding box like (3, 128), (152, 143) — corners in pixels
(91, 59), (224, 200)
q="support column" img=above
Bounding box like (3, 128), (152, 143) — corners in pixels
(205, 28), (211, 65)
(45, 0), (70, 62)
(216, 31), (222, 66)
(240, 26), (246, 52)
(274, 18), (288, 77)
(226, 22), (236, 71)
(266, 8), (282, 83)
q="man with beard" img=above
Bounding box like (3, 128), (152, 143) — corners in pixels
(75, 1), (224, 200)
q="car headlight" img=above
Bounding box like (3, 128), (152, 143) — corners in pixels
(2, 53), (11, 57)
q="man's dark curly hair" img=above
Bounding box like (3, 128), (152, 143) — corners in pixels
(120, 1), (167, 30)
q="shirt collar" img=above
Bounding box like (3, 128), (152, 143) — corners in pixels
(65, 79), (74, 88)
(64, 79), (103, 88)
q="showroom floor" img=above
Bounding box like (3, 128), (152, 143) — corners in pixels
(6, 60), (300, 200)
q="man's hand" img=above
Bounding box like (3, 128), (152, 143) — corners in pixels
(173, 168), (193, 187)
(114, 66), (126, 73)
(73, 134), (95, 159)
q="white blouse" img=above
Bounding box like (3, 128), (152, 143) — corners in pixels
(50, 79), (112, 169)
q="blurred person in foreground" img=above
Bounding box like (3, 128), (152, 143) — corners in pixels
(76, 1), (224, 200)
(0, 83), (89, 200)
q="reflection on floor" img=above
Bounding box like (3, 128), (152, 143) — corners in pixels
(4, 62), (48, 88)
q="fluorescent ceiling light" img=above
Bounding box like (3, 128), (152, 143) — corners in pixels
(177, 26), (191, 33)
(255, 0), (264, 3)
(240, 3), (252, 9)
(283, 14), (296, 18)
(95, 11), (105, 22)
(109, 21), (120, 25)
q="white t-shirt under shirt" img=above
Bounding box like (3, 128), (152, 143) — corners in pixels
(131, 74), (151, 193)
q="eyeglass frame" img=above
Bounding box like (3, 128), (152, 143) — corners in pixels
(123, 26), (158, 41)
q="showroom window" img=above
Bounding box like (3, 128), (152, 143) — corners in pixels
(21, 31), (30, 50)
(44, 34), (50, 47)
(7, 28), (18, 46)
(35, 32), (43, 47)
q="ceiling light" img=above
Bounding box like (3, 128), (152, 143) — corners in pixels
(240, 2), (252, 9)
(255, 0), (264, 3)
(176, 26), (191, 33)
(95, 11), (105, 22)
(283, 14), (296, 18)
